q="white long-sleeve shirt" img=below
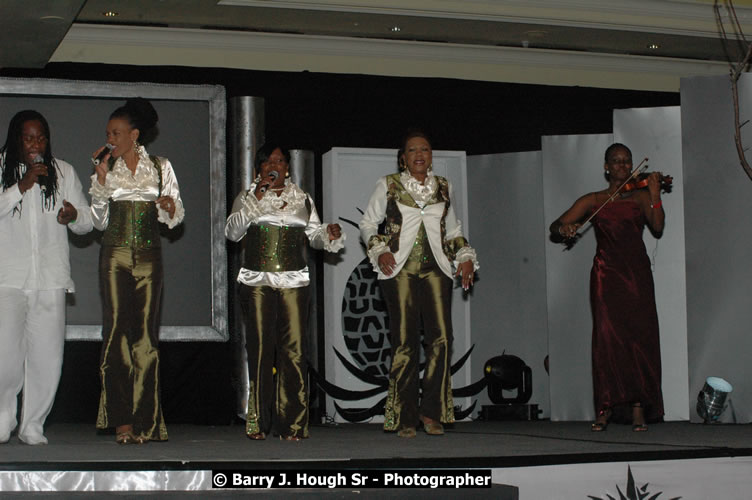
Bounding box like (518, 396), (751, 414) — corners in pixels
(0, 158), (93, 292)
(360, 173), (477, 280)
(89, 145), (184, 231)
(225, 181), (345, 288)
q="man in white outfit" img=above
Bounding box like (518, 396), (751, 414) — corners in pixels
(0, 110), (92, 445)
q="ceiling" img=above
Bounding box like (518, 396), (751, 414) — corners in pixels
(3, 0), (752, 84)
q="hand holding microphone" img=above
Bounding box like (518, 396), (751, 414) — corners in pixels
(18, 154), (48, 194)
(92, 144), (114, 186)
(92, 144), (114, 166)
(255, 170), (279, 199)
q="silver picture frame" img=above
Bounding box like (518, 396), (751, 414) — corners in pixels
(0, 77), (228, 341)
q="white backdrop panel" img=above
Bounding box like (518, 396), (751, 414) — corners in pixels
(466, 151), (550, 417)
(543, 133), (613, 421)
(322, 148), (472, 423)
(613, 106), (688, 420)
(681, 74), (752, 423)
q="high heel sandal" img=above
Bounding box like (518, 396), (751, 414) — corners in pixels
(116, 431), (135, 445)
(591, 408), (611, 432)
(419, 416), (444, 436)
(115, 425), (136, 445)
(397, 427), (416, 438)
(132, 435), (150, 444)
(247, 432), (266, 440)
(280, 435), (302, 441)
(632, 403), (648, 432)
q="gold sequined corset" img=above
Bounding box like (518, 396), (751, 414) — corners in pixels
(403, 223), (436, 272)
(102, 200), (161, 248)
(243, 224), (307, 272)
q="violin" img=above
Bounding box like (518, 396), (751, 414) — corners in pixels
(621, 172), (673, 193)
(568, 159), (668, 241)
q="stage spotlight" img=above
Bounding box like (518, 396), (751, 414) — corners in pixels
(696, 377), (733, 423)
(484, 354), (532, 405)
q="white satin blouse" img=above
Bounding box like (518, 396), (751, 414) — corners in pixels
(89, 145), (184, 231)
(225, 181), (345, 288)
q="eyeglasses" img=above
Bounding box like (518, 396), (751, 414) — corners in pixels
(22, 134), (48, 145)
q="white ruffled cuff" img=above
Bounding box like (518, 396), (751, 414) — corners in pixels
(88, 176), (112, 201)
(455, 245), (479, 272)
(367, 240), (392, 272)
(157, 199), (185, 229)
(322, 226), (347, 252)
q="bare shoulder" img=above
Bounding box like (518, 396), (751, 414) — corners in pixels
(576, 191), (602, 209)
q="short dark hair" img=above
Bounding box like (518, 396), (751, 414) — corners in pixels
(397, 128), (432, 170)
(604, 143), (632, 163)
(254, 143), (291, 172)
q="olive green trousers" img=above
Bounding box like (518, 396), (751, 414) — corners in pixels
(240, 284), (310, 439)
(96, 246), (167, 441)
(380, 264), (454, 432)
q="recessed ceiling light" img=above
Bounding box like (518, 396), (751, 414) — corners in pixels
(39, 15), (65, 24)
(647, 43), (660, 50)
(391, 26), (401, 32)
(102, 11), (119, 17)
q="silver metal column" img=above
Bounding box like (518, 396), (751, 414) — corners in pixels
(229, 96), (265, 193)
(228, 96), (265, 420)
(289, 149), (314, 196)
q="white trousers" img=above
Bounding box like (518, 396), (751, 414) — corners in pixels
(0, 287), (65, 442)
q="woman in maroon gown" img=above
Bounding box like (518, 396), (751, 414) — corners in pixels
(550, 143), (665, 432)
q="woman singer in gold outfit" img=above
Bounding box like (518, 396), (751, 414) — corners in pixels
(225, 143), (344, 441)
(360, 130), (478, 438)
(90, 98), (184, 444)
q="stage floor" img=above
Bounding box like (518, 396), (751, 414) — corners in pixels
(1, 420), (750, 469)
(3, 421), (752, 498)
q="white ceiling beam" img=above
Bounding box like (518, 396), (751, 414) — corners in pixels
(218, 0), (751, 35)
(53, 24), (729, 91)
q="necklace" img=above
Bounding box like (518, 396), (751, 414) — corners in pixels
(606, 189), (625, 198)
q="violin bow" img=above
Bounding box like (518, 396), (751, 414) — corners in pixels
(572, 158), (649, 237)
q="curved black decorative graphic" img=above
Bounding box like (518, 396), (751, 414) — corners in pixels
(309, 213), (487, 423)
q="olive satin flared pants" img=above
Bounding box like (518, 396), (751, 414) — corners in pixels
(96, 246), (168, 441)
(240, 284), (310, 439)
(380, 264), (455, 432)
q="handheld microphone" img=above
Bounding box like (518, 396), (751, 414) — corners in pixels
(259, 170), (279, 193)
(33, 154), (46, 192)
(92, 144), (115, 166)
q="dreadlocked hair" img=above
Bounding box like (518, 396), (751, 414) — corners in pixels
(0, 110), (59, 215)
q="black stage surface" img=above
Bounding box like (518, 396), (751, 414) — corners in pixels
(1, 420), (750, 498)
(1, 420), (750, 467)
